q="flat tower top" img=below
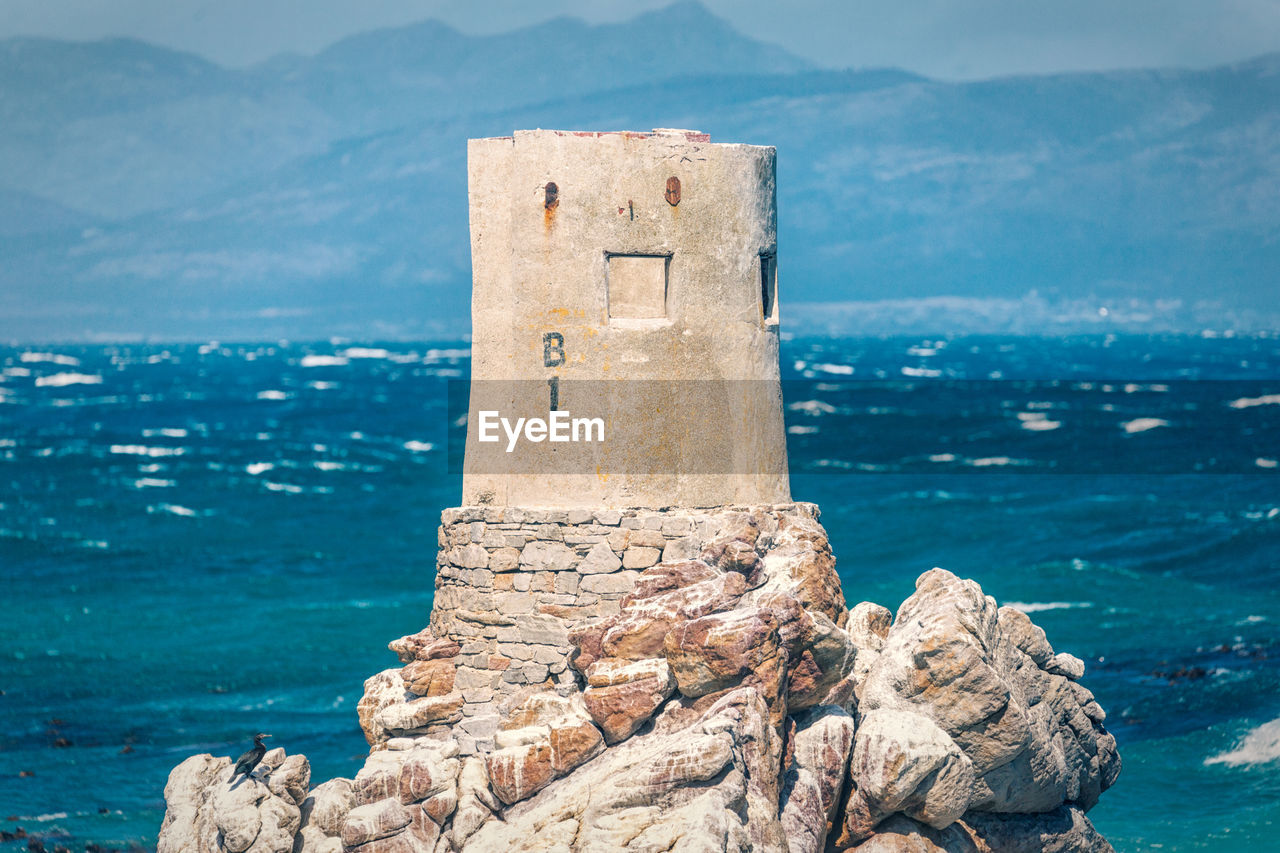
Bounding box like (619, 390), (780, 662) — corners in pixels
(480, 128), (713, 143)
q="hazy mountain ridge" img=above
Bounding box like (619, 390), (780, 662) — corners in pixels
(1, 2), (1277, 340)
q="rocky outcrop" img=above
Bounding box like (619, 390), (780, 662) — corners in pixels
(157, 748), (310, 853)
(158, 505), (1120, 853)
(484, 693), (604, 804)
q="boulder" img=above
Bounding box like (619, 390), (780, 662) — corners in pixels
(780, 705), (856, 853)
(664, 607), (787, 725)
(846, 814), (984, 852)
(485, 693), (605, 804)
(843, 805), (1114, 853)
(389, 631), (461, 664)
(841, 709), (975, 841)
(464, 688), (780, 852)
(296, 778), (353, 853)
(846, 601), (892, 702)
(402, 659), (457, 697)
(156, 750), (306, 853)
(858, 569), (1120, 817)
(595, 569), (749, 662)
(376, 693), (465, 739)
(962, 806), (1115, 852)
(445, 757), (499, 851)
(767, 513), (847, 627)
(582, 658), (677, 743)
(341, 798), (413, 847)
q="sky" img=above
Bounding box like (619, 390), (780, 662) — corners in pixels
(2, 0), (1279, 79)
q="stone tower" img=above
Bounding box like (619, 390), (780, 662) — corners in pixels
(156, 131), (1122, 853)
(463, 128), (789, 508)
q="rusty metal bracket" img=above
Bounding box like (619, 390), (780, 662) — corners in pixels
(664, 176), (681, 206)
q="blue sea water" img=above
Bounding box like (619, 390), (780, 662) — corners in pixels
(1, 335), (1278, 852)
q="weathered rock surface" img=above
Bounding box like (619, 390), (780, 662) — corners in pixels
(581, 657), (676, 742)
(842, 709), (975, 843)
(780, 705), (856, 853)
(295, 778), (352, 853)
(157, 748), (309, 853)
(467, 687), (781, 852)
(485, 693), (604, 804)
(158, 507), (1120, 853)
(856, 569), (1120, 822)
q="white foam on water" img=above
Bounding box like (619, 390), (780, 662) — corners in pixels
(1121, 417), (1169, 433)
(1228, 394), (1280, 409)
(132, 478), (176, 488)
(313, 461), (350, 471)
(150, 503), (198, 517)
(788, 425), (819, 435)
(1017, 412), (1062, 431)
(245, 462), (275, 475)
(4, 366), (31, 377)
(967, 456), (1032, 467)
(264, 481), (304, 494)
(907, 345), (940, 356)
(20, 352), (79, 366)
(928, 453), (957, 462)
(1255, 458), (1278, 469)
(256, 389), (292, 400)
(142, 428), (188, 438)
(307, 381), (339, 390)
(35, 372), (102, 387)
(901, 365), (942, 378)
(1004, 601), (1094, 613)
(341, 347), (390, 359)
(813, 363), (854, 375)
(111, 445), (187, 457)
(1206, 718), (1280, 767)
(300, 354), (350, 367)
(789, 399), (837, 415)
(403, 440), (434, 452)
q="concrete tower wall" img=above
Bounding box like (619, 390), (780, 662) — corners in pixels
(463, 129), (789, 508)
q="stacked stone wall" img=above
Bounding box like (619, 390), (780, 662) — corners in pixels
(428, 502), (818, 754)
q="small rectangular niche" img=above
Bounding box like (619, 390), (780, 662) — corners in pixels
(607, 254), (669, 320)
(761, 252), (778, 326)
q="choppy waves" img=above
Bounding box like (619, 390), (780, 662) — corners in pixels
(1206, 718), (1280, 767)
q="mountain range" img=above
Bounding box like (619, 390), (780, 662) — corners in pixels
(1, 1), (1277, 341)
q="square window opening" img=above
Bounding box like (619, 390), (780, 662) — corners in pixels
(607, 254), (670, 320)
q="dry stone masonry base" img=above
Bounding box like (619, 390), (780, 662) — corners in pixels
(427, 503), (819, 755)
(159, 504), (1121, 853)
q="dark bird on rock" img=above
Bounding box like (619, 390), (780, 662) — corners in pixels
(231, 733), (271, 783)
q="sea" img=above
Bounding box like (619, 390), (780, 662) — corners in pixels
(1, 334), (1277, 852)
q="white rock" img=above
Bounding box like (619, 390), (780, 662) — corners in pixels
(851, 709), (975, 830)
